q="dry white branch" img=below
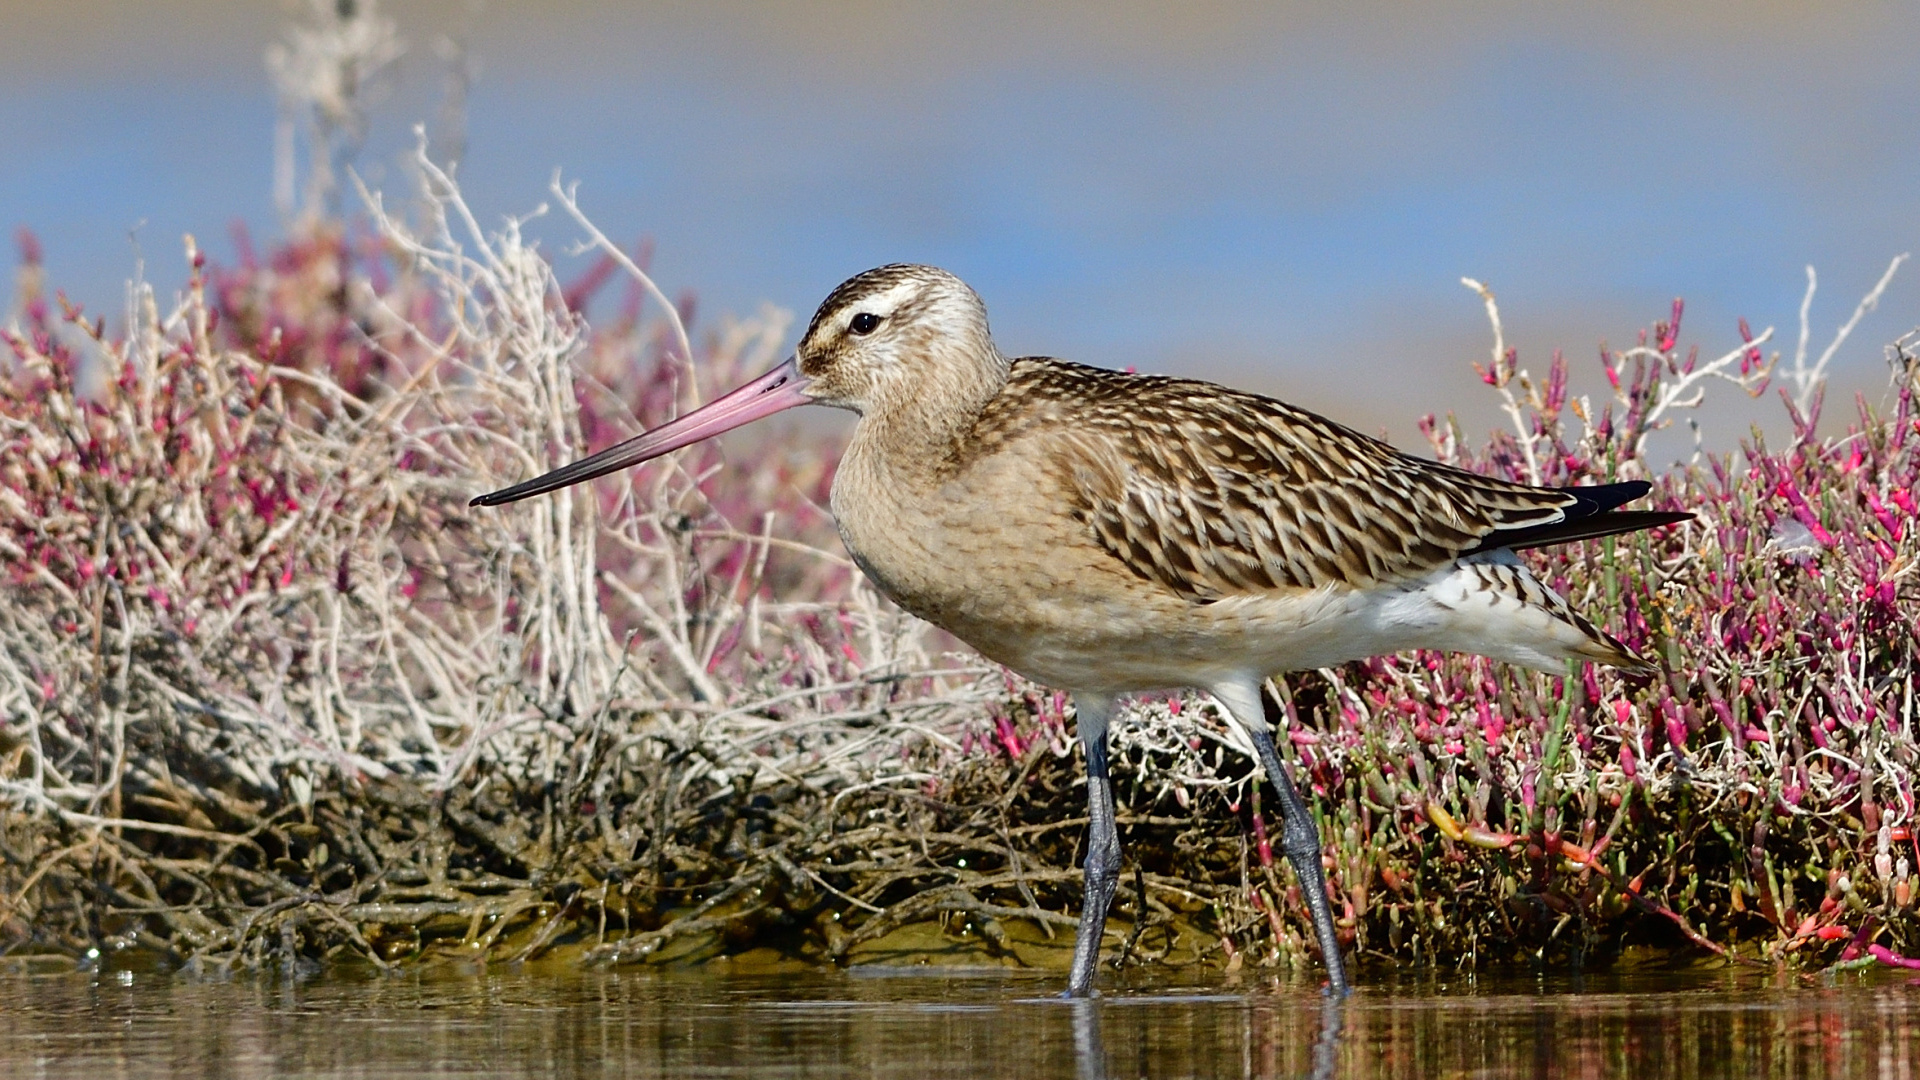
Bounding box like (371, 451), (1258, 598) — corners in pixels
(1622, 326), (1777, 456)
(1786, 254), (1909, 412)
(268, 0), (405, 222)
(1460, 277), (1540, 485)
(550, 175), (699, 404)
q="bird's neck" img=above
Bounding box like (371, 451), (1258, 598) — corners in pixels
(856, 343), (1009, 475)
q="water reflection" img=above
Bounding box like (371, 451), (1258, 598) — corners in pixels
(0, 964), (1913, 1079)
(1073, 995), (1343, 1080)
(1072, 999), (1107, 1080)
(1309, 999), (1344, 1080)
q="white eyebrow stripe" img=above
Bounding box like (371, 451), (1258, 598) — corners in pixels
(844, 281), (922, 327)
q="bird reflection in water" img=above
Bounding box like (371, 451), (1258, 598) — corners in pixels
(1070, 995), (1346, 1080)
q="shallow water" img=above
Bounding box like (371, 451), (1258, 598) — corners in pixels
(1, 963), (1916, 1079)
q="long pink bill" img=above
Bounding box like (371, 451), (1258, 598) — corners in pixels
(470, 357), (814, 507)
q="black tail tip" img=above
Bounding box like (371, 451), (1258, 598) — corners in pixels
(1560, 479), (1654, 515)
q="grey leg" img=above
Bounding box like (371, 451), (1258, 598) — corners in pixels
(1066, 694), (1121, 998)
(1208, 678), (1352, 996)
(1248, 693), (1352, 997)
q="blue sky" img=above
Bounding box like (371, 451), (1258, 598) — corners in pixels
(3, 1), (1915, 450)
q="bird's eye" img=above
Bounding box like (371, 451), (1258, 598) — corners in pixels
(849, 312), (882, 336)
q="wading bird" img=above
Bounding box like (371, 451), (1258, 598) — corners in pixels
(473, 265), (1688, 996)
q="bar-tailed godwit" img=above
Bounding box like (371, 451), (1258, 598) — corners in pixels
(474, 264), (1689, 996)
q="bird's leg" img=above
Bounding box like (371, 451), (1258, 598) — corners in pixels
(1066, 694), (1121, 998)
(1249, 690), (1352, 997)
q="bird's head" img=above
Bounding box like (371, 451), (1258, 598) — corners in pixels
(794, 263), (1001, 416)
(470, 263), (1003, 507)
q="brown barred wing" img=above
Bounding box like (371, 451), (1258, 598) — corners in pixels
(1011, 360), (1582, 602)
